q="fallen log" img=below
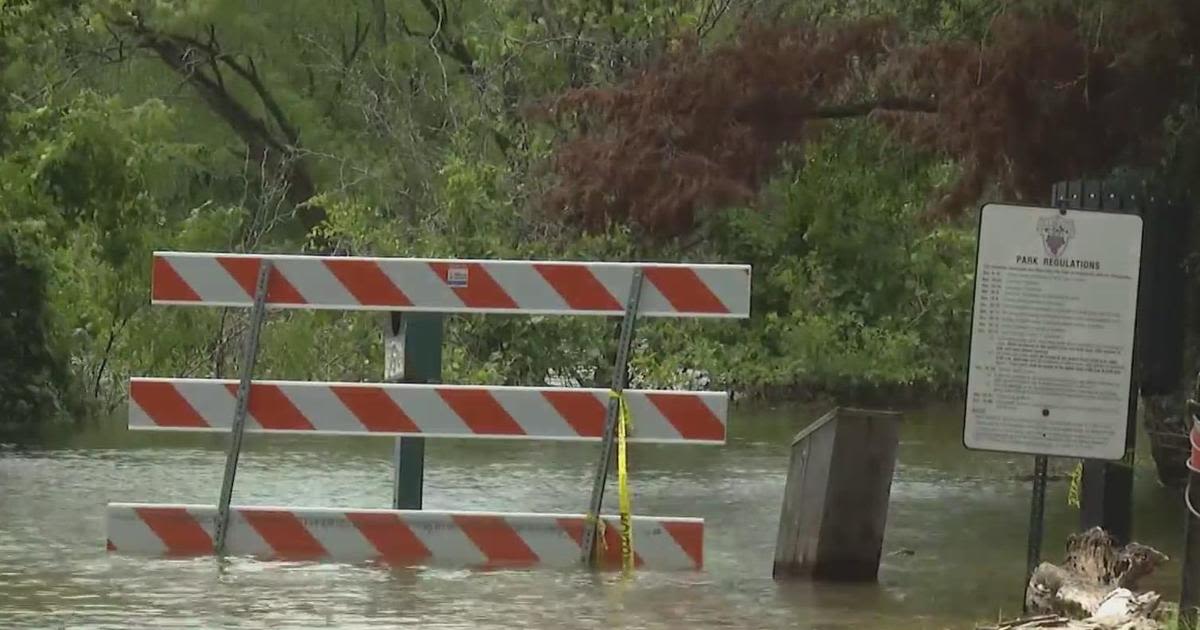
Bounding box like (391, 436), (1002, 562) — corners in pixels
(980, 527), (1169, 630)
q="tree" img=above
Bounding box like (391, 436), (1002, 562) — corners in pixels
(543, 2), (1200, 237)
(0, 225), (77, 432)
(106, 10), (327, 238)
(0, 0), (1108, 442)
(539, 1), (1200, 485)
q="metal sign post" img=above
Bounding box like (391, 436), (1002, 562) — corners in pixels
(581, 268), (645, 565)
(385, 312), (443, 509)
(1023, 455), (1048, 613)
(213, 259), (272, 555)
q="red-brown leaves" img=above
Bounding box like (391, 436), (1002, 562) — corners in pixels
(542, 20), (900, 238)
(542, 6), (1196, 238)
(885, 9), (1181, 216)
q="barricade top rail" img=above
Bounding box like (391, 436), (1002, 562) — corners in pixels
(151, 251), (752, 318)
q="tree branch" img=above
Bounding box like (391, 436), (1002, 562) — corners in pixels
(332, 12), (371, 99)
(109, 12), (325, 238)
(222, 52), (301, 146)
(160, 25), (303, 147)
(199, 25), (227, 90)
(810, 96), (938, 119)
(396, 12), (431, 39)
(414, 0), (478, 73)
(372, 0), (388, 47)
(697, 0), (734, 39)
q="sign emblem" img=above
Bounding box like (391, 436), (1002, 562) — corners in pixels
(1037, 215), (1075, 258)
(446, 266), (469, 288)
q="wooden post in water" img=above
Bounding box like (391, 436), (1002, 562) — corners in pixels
(773, 407), (902, 581)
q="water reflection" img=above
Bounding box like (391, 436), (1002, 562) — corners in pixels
(0, 401), (1186, 629)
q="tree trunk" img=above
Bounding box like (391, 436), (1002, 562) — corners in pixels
(985, 528), (1168, 630)
(111, 14), (327, 239)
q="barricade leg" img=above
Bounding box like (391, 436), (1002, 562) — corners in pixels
(582, 269), (644, 565)
(214, 259), (272, 555)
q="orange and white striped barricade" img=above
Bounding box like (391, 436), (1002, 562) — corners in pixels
(107, 252), (751, 570)
(106, 504), (703, 570)
(151, 252), (750, 317)
(127, 379), (728, 444)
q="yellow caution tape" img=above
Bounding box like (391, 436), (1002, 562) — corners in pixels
(1067, 450), (1137, 508)
(610, 390), (635, 572)
(1067, 461), (1082, 508)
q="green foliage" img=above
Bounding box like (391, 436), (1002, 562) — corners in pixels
(630, 122), (974, 395)
(0, 92), (213, 413)
(318, 120), (974, 395)
(0, 222), (79, 431)
(0, 0), (984, 428)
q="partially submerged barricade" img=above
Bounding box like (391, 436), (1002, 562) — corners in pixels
(106, 252), (751, 570)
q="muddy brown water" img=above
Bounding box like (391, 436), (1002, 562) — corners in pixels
(0, 402), (1186, 628)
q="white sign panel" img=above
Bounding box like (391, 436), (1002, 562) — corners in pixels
(964, 203), (1142, 460)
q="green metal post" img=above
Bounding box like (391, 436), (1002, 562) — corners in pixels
(385, 312), (443, 509)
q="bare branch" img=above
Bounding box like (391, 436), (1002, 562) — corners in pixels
(697, 0), (735, 38)
(413, 0), (478, 73)
(810, 96), (938, 119)
(219, 51), (301, 145)
(332, 11), (371, 99)
(372, 0), (388, 46)
(396, 11), (432, 39)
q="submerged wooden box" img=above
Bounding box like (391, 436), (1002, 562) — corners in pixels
(772, 407), (902, 581)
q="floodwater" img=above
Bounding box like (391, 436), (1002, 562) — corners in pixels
(0, 401), (1188, 629)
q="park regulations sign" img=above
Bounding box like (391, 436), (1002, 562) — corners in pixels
(963, 203), (1143, 460)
